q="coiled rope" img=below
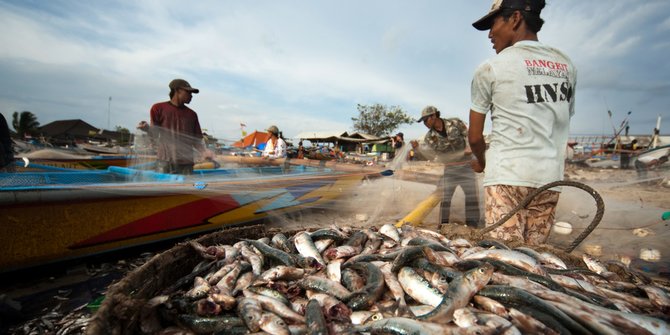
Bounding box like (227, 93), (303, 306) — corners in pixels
(476, 180), (605, 253)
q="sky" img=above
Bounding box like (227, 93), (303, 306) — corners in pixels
(0, 0), (668, 145)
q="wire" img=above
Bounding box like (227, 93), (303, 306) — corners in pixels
(475, 180), (605, 253)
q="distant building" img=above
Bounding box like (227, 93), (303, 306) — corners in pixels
(38, 119), (132, 147)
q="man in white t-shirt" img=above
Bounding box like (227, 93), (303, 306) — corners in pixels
(468, 0), (577, 245)
(262, 125), (287, 159)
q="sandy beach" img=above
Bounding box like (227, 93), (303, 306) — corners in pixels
(265, 162), (670, 276)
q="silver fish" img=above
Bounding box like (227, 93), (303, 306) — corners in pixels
(417, 263), (494, 323)
(242, 290), (305, 324)
(259, 312), (289, 335)
(355, 317), (495, 335)
(379, 223), (400, 243)
(237, 297), (263, 332)
(398, 267), (442, 307)
(463, 249), (546, 276)
(294, 232), (326, 266)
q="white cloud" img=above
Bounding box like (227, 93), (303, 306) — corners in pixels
(0, 0), (668, 140)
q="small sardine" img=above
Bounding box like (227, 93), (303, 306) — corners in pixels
(176, 314), (245, 333)
(344, 262), (386, 311)
(185, 276), (210, 300)
(244, 239), (298, 267)
(257, 266), (306, 283)
(507, 308), (558, 335)
(298, 276), (351, 301)
(205, 260), (239, 285)
(350, 310), (383, 325)
(355, 317), (494, 335)
(326, 258), (342, 283)
(417, 263), (494, 323)
(243, 289), (305, 324)
(306, 292), (351, 323)
(237, 297), (263, 332)
(231, 271), (255, 296)
(462, 249), (546, 276)
(398, 267), (442, 307)
(272, 232), (296, 254)
(379, 223), (400, 243)
(313, 238), (334, 253)
(641, 285), (670, 313)
(473, 295), (508, 318)
(324, 245), (361, 261)
(294, 232), (326, 266)
(305, 299), (328, 335)
(582, 254), (608, 274)
(240, 244), (264, 276)
(259, 312), (290, 335)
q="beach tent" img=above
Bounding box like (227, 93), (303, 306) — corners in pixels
(232, 130), (270, 148)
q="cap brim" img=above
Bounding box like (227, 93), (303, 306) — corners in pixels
(187, 88), (200, 94)
(472, 9), (500, 31)
(416, 117), (427, 123)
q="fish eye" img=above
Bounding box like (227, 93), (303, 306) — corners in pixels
(276, 319), (286, 326)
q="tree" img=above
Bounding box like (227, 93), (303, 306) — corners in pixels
(115, 126), (131, 146)
(351, 104), (413, 137)
(12, 111), (40, 139)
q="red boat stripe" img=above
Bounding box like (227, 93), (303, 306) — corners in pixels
(70, 194), (240, 248)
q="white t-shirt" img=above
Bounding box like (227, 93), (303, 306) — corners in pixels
(471, 40), (577, 188)
(262, 137), (287, 159)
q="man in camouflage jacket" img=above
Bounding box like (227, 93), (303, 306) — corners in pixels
(412, 106), (481, 228)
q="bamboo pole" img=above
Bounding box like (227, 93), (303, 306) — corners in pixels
(395, 190), (442, 228)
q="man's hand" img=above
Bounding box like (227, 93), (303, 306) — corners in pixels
(137, 121), (149, 131)
(471, 158), (485, 173)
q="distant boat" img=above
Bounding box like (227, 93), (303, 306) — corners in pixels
(634, 144), (670, 167)
(78, 142), (131, 155)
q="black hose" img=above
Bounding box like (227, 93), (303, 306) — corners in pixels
(475, 180), (605, 253)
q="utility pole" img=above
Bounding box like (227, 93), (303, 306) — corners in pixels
(107, 96), (112, 130)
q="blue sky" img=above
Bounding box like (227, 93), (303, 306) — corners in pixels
(0, 0), (668, 144)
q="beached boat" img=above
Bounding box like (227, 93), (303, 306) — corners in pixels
(14, 154), (149, 172)
(635, 143), (670, 164)
(0, 161), (387, 272)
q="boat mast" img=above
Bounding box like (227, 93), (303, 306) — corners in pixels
(651, 115), (661, 149)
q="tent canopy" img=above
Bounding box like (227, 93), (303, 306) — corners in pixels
(232, 130), (270, 148)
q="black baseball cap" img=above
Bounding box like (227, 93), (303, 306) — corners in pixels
(473, 0), (543, 31)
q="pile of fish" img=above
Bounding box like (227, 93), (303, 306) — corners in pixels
(141, 224), (670, 334)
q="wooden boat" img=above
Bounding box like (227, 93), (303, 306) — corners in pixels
(635, 144), (670, 164)
(0, 160), (388, 272)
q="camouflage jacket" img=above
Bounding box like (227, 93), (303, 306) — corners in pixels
(416, 117), (468, 163)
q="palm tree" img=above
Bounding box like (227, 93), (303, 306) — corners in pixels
(12, 111), (40, 139)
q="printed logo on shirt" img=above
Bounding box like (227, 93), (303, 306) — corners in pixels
(524, 59), (569, 79)
(524, 82), (574, 104)
(523, 59), (573, 104)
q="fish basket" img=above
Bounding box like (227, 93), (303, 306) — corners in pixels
(86, 224), (271, 335)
